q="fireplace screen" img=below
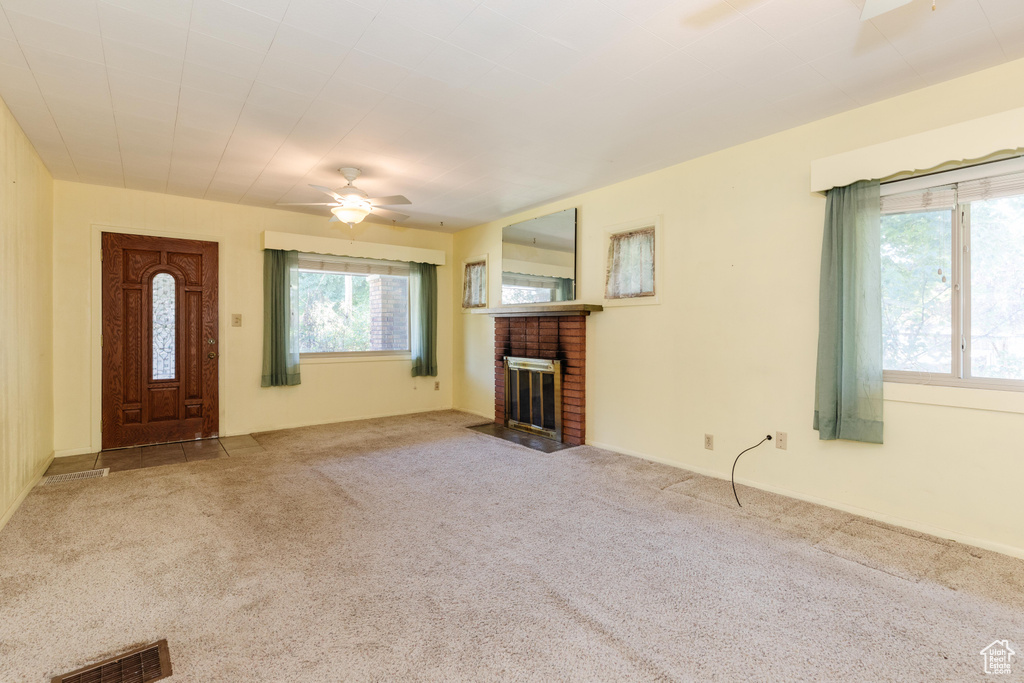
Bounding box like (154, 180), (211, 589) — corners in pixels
(504, 357), (562, 441)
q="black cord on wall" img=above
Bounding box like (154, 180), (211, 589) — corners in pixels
(731, 434), (773, 507)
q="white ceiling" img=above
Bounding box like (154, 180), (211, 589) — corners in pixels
(0, 0), (1021, 232)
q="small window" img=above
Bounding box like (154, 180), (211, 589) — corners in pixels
(881, 162), (1024, 388)
(296, 255), (410, 355)
(606, 226), (655, 299)
(462, 260), (487, 308)
(152, 272), (176, 380)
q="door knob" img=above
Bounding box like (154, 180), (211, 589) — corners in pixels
(208, 351), (217, 359)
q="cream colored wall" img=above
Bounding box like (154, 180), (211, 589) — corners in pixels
(0, 97), (54, 530)
(454, 57), (1024, 558)
(53, 182), (453, 455)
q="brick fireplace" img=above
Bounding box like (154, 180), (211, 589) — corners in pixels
(493, 313), (589, 446)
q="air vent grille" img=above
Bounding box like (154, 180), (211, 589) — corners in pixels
(52, 640), (171, 683)
(42, 469), (109, 485)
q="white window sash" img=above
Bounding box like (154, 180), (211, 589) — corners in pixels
(881, 162), (1024, 389)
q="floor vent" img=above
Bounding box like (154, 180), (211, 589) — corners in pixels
(52, 640), (171, 683)
(42, 469), (109, 485)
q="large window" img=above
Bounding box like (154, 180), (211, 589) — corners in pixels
(296, 255), (409, 355)
(881, 161), (1024, 388)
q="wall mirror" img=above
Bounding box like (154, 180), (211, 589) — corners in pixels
(501, 208), (577, 305)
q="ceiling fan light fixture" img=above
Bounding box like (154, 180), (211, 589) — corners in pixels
(277, 168), (411, 227)
(331, 198), (372, 226)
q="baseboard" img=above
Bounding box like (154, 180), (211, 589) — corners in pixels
(587, 440), (1024, 561)
(228, 405), (458, 437)
(0, 451), (53, 535)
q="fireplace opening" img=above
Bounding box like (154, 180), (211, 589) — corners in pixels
(504, 357), (562, 441)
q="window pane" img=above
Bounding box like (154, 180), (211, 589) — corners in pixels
(296, 270), (409, 353)
(968, 195), (1024, 380)
(881, 210), (953, 373)
(606, 228), (655, 299)
(152, 273), (176, 380)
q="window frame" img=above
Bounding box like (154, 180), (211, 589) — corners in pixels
(881, 160), (1024, 392)
(295, 253), (412, 360)
(462, 255), (488, 310)
(602, 216), (662, 308)
(150, 270), (179, 382)
(880, 197), (960, 386)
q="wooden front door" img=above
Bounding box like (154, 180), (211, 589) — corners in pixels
(102, 233), (219, 449)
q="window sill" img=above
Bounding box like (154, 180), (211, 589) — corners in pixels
(883, 381), (1024, 415)
(301, 352), (411, 365)
(603, 295), (661, 308)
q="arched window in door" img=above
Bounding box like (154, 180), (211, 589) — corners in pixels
(152, 272), (176, 380)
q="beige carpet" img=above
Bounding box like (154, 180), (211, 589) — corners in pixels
(1, 411), (1022, 682)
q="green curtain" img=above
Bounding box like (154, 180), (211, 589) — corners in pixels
(813, 180), (883, 443)
(261, 249), (301, 387)
(410, 262), (438, 377)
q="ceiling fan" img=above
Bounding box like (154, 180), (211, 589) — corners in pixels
(277, 167), (411, 227)
(860, 0), (935, 21)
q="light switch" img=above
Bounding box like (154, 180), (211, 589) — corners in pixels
(231, 314), (242, 327)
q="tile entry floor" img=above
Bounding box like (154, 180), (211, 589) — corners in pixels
(44, 435), (264, 476)
(467, 422), (576, 453)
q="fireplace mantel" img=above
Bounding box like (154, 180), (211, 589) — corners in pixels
(472, 303), (603, 317)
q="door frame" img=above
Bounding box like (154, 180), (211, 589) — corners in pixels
(87, 224), (227, 454)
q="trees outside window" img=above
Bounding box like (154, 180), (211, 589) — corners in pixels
(296, 256), (409, 355)
(881, 173), (1024, 387)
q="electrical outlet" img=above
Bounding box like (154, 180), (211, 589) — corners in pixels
(434, 381), (440, 390)
(776, 431), (787, 450)
(231, 313), (242, 327)
(704, 434), (713, 450)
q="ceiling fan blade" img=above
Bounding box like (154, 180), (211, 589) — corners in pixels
(309, 184), (342, 200)
(363, 213), (399, 226)
(860, 0), (913, 20)
(368, 207), (410, 222)
(329, 215), (342, 223)
(365, 195), (411, 206)
(276, 202), (339, 206)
